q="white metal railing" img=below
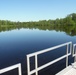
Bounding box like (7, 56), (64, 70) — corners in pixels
(27, 42), (72, 75)
(0, 63), (22, 75)
(72, 44), (76, 62)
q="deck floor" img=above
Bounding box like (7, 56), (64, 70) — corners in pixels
(56, 62), (76, 75)
(64, 68), (76, 75)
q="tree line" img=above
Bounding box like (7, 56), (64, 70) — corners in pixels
(0, 13), (76, 36)
(0, 13), (76, 26)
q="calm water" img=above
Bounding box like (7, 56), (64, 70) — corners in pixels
(0, 28), (76, 75)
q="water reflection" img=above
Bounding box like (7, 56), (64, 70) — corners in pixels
(0, 25), (76, 36)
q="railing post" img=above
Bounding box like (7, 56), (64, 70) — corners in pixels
(18, 64), (22, 75)
(27, 56), (30, 75)
(66, 44), (68, 67)
(74, 46), (76, 62)
(35, 54), (38, 75)
(70, 42), (72, 54)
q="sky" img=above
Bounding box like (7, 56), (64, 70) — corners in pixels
(0, 0), (76, 22)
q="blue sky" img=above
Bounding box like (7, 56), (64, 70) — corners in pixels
(0, 0), (76, 22)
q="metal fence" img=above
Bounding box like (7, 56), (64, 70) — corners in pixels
(1, 42), (76, 75)
(0, 63), (22, 75)
(26, 42), (72, 75)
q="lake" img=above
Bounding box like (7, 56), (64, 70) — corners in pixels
(0, 27), (76, 75)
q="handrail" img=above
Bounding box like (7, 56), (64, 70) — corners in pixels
(27, 42), (72, 75)
(0, 42), (73, 75)
(72, 44), (76, 62)
(0, 63), (22, 75)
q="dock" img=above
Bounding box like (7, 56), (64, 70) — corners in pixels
(56, 62), (76, 75)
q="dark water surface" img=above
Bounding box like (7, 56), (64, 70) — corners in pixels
(0, 28), (76, 75)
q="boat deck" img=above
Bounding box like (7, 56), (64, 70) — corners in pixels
(64, 68), (76, 75)
(56, 62), (76, 75)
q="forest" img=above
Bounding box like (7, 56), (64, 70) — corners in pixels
(0, 13), (76, 36)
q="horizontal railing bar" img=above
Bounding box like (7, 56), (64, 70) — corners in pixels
(74, 44), (76, 46)
(30, 69), (36, 74)
(73, 54), (76, 57)
(27, 42), (72, 57)
(0, 63), (21, 74)
(37, 53), (71, 71)
(29, 53), (71, 75)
